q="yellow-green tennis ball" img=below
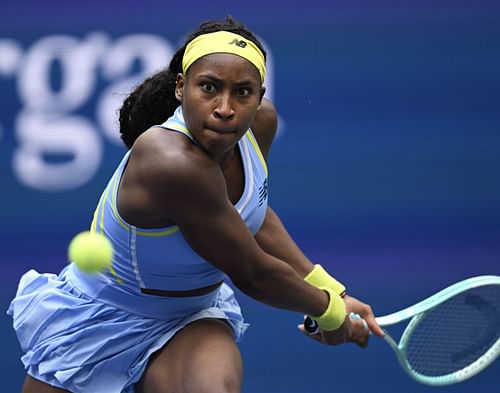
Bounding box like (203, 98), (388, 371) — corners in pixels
(68, 231), (114, 273)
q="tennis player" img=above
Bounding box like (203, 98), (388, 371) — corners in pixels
(8, 17), (383, 393)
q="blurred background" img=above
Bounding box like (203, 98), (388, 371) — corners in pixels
(1, 0), (499, 392)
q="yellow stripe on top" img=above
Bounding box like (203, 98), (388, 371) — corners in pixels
(166, 122), (193, 139)
(133, 226), (180, 237)
(90, 211), (98, 233)
(246, 129), (268, 176)
(90, 174), (116, 233)
(99, 174), (116, 233)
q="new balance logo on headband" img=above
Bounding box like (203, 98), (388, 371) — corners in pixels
(228, 38), (247, 48)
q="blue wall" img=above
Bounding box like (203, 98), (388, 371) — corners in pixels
(1, 1), (499, 391)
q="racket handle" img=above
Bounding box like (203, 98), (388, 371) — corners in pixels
(303, 316), (320, 334)
(350, 312), (369, 332)
(304, 313), (369, 334)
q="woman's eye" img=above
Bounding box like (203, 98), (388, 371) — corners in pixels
(201, 83), (216, 92)
(237, 87), (251, 97)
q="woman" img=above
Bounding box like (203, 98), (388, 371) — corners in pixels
(8, 17), (384, 393)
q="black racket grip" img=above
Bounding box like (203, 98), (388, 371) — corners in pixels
(303, 316), (320, 334)
(304, 313), (367, 334)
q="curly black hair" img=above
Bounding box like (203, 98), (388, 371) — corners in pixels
(118, 16), (266, 149)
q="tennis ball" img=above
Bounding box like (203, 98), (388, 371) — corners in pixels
(68, 231), (114, 273)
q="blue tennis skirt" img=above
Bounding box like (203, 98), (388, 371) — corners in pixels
(7, 267), (249, 392)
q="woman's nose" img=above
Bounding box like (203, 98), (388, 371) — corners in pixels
(213, 94), (235, 119)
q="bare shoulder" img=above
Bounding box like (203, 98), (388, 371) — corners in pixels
(119, 127), (226, 227)
(250, 98), (278, 160)
(132, 128), (216, 183)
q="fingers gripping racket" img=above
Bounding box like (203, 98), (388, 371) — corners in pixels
(304, 275), (500, 386)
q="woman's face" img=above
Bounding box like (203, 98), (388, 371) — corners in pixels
(176, 53), (265, 160)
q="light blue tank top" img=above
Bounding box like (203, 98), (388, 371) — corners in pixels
(68, 106), (268, 316)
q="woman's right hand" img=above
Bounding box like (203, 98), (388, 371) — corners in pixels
(298, 314), (370, 348)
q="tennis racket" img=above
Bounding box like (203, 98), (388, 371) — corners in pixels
(304, 275), (500, 386)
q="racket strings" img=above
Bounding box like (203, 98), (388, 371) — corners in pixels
(404, 285), (500, 377)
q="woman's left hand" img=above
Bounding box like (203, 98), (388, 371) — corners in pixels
(343, 294), (385, 337)
(298, 293), (384, 347)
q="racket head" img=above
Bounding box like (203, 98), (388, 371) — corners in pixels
(383, 277), (500, 386)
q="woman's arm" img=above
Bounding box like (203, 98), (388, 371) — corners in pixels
(251, 99), (384, 338)
(254, 207), (313, 277)
(251, 100), (313, 276)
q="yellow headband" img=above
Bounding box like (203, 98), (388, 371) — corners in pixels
(182, 31), (266, 83)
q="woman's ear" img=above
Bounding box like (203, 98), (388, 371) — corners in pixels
(257, 86), (266, 110)
(175, 73), (185, 102)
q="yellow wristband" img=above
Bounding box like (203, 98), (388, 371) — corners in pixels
(304, 264), (346, 297)
(311, 286), (347, 331)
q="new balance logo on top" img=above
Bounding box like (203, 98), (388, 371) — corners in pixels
(228, 38), (247, 48)
(258, 179), (268, 207)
